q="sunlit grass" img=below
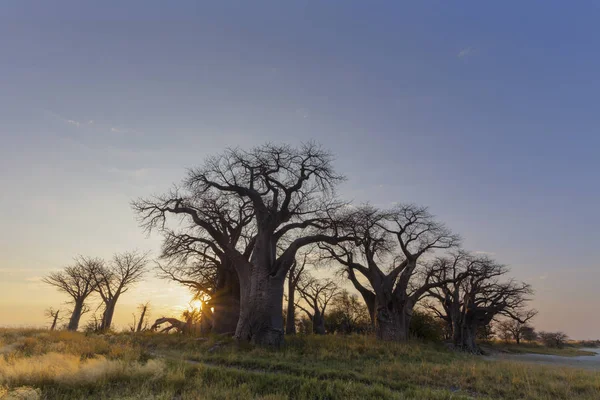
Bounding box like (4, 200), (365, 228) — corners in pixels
(1, 328), (599, 399)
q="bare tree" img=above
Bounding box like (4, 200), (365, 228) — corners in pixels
(322, 204), (460, 341)
(427, 253), (534, 353)
(285, 249), (311, 335)
(496, 312), (537, 344)
(42, 257), (101, 331)
(539, 331), (569, 348)
(295, 275), (339, 334)
(130, 302), (151, 332)
(325, 290), (372, 334)
(94, 251), (149, 331)
(133, 184), (255, 336)
(521, 325), (538, 342)
(45, 307), (62, 331)
(135, 143), (352, 346)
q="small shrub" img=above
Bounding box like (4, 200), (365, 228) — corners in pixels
(409, 311), (444, 342)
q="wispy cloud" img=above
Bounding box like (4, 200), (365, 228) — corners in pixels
(458, 47), (473, 58)
(473, 250), (496, 256)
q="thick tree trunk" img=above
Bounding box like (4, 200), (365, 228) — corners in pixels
(376, 298), (412, 341)
(356, 290), (377, 329)
(453, 320), (480, 354)
(312, 309), (326, 335)
(212, 264), (241, 334)
(68, 300), (84, 331)
(285, 279), (296, 335)
(101, 295), (119, 331)
(235, 263), (285, 346)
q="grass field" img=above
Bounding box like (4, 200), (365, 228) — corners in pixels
(1, 329), (600, 399)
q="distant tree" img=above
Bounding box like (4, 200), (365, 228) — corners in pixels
(496, 313), (537, 344)
(285, 250), (311, 335)
(296, 276), (339, 334)
(322, 205), (460, 341)
(426, 252), (534, 353)
(44, 307), (62, 331)
(539, 331), (569, 348)
(297, 316), (313, 335)
(521, 325), (538, 342)
(94, 251), (149, 331)
(409, 310), (446, 342)
(130, 302), (151, 332)
(84, 313), (102, 333)
(324, 290), (371, 334)
(43, 257), (101, 331)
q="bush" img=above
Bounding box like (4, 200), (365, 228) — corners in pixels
(539, 331), (569, 348)
(324, 291), (372, 334)
(409, 311), (445, 342)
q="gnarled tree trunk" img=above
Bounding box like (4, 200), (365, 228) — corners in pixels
(211, 264), (241, 334)
(235, 255), (286, 346)
(312, 309), (326, 335)
(376, 296), (413, 341)
(68, 300), (84, 331)
(454, 321), (479, 353)
(101, 295), (119, 331)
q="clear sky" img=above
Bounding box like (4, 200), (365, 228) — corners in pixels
(1, 1), (599, 338)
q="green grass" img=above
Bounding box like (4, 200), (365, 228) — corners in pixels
(484, 341), (597, 357)
(1, 328), (600, 399)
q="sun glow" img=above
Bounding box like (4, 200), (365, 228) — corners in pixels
(190, 299), (203, 310)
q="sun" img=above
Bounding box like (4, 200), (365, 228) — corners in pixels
(190, 299), (203, 310)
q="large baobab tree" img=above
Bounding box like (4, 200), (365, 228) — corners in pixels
(133, 186), (255, 335)
(427, 253), (535, 353)
(323, 204), (460, 341)
(135, 143), (351, 346)
(42, 257), (101, 331)
(94, 251), (149, 331)
(296, 276), (339, 334)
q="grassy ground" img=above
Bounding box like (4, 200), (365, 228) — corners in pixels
(1, 329), (599, 399)
(483, 341), (597, 357)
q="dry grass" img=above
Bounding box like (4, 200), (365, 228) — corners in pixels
(0, 328), (599, 399)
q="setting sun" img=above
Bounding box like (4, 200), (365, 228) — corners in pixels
(190, 299), (203, 311)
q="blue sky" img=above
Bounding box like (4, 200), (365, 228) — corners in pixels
(1, 1), (599, 337)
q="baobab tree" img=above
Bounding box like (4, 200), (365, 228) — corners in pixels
(427, 253), (535, 353)
(135, 143), (352, 346)
(42, 257), (101, 331)
(322, 204), (460, 341)
(133, 186), (255, 335)
(496, 314), (537, 344)
(295, 276), (339, 334)
(94, 251), (149, 331)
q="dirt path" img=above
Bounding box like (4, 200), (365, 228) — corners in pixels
(486, 348), (600, 370)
